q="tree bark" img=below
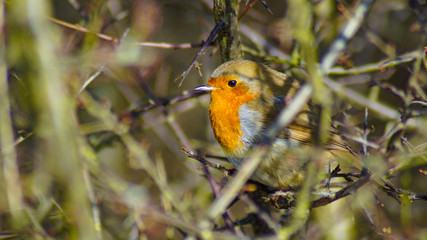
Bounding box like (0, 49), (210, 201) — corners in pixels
(213, 0), (242, 62)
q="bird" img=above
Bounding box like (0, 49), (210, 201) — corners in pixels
(194, 59), (358, 190)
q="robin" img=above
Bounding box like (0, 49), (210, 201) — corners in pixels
(194, 60), (357, 189)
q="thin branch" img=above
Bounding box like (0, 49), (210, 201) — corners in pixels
(131, 68), (194, 152)
(0, 132), (34, 155)
(79, 91), (191, 219)
(145, 208), (236, 239)
(259, 0), (273, 15)
(127, 91), (208, 117)
(240, 194), (279, 233)
(311, 172), (370, 208)
(182, 147), (234, 176)
(321, 0), (376, 71)
(25, 208), (53, 239)
(239, 24), (290, 61)
(326, 50), (421, 75)
(324, 77), (406, 122)
(176, 149), (243, 235)
(176, 21), (224, 87)
(82, 165), (103, 239)
(78, 56), (111, 95)
(197, 150), (239, 235)
(78, 28), (131, 94)
(261, 170), (370, 210)
(67, 0), (88, 20)
(239, 0), (260, 21)
(238, 0), (273, 21)
(50, 17), (205, 49)
(381, 182), (427, 202)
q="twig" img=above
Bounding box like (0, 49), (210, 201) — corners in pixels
(239, 24), (290, 61)
(373, 81), (407, 101)
(82, 165), (103, 239)
(259, 0), (273, 15)
(361, 108), (369, 171)
(381, 182), (427, 202)
(180, 148), (242, 235)
(326, 50), (421, 75)
(197, 150), (238, 235)
(79, 91), (190, 219)
(324, 77), (407, 121)
(342, 134), (381, 150)
(239, 0), (260, 21)
(0, 131), (34, 155)
(181, 147), (234, 175)
(25, 208), (53, 239)
(176, 21), (224, 87)
(78, 28), (130, 94)
(50, 17), (206, 49)
(264, 168), (368, 210)
(197, 150), (220, 195)
(240, 194), (279, 235)
(243, 194), (279, 230)
(78, 57), (110, 95)
(320, 0), (376, 71)
(145, 208), (236, 239)
(128, 91), (207, 117)
(406, 100), (427, 118)
(67, 0), (88, 20)
(311, 172), (371, 208)
(205, 153), (229, 162)
(238, 0), (273, 21)
(337, 0), (395, 57)
(330, 171), (362, 181)
(131, 68), (194, 152)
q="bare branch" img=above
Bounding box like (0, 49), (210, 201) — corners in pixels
(175, 21), (224, 86)
(50, 17), (205, 49)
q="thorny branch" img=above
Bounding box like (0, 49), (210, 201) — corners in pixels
(181, 148), (240, 235)
(188, 151), (427, 210)
(176, 21), (224, 86)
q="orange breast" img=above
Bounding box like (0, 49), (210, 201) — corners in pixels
(208, 80), (258, 155)
(209, 96), (243, 154)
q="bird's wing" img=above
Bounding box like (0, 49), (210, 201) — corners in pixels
(271, 97), (351, 152)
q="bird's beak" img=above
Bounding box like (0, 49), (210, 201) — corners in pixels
(193, 84), (218, 92)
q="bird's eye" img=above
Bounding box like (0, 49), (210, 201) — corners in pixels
(228, 80), (237, 87)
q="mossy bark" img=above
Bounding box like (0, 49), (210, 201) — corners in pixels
(213, 0), (242, 62)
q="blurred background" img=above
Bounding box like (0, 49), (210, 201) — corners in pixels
(2, 0), (427, 239)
